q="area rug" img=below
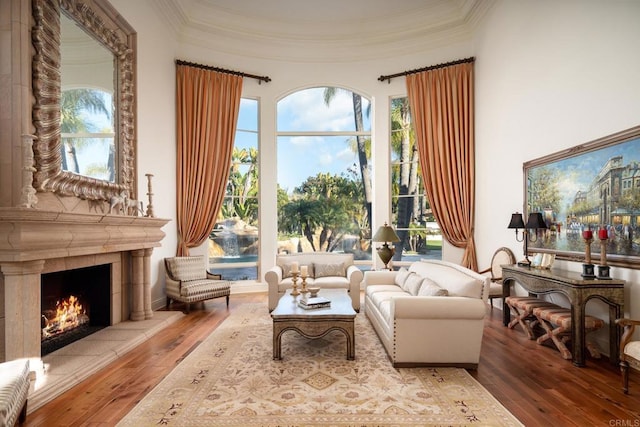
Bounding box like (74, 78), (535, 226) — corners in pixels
(118, 303), (523, 427)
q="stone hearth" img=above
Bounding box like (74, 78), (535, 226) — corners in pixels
(0, 207), (169, 363)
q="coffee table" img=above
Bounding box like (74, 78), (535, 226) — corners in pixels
(271, 288), (356, 360)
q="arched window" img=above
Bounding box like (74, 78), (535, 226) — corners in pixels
(277, 87), (372, 263)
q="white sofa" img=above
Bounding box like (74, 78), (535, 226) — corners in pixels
(265, 253), (363, 311)
(363, 259), (490, 368)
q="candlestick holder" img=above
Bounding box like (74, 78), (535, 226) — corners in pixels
(145, 173), (155, 217)
(300, 275), (309, 294)
(581, 237), (595, 279)
(597, 236), (611, 280)
(291, 272), (300, 297)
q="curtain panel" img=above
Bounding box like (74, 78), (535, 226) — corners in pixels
(405, 62), (477, 270)
(175, 65), (243, 256)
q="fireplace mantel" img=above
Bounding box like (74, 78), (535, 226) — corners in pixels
(0, 208), (169, 262)
(0, 208), (170, 362)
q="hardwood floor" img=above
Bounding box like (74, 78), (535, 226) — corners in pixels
(25, 292), (640, 426)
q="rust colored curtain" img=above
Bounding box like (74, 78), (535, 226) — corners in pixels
(405, 62), (477, 270)
(176, 65), (242, 256)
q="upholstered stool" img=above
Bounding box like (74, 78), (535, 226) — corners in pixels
(505, 296), (559, 340)
(0, 358), (30, 426)
(533, 306), (604, 360)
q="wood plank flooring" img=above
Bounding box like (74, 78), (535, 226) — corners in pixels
(24, 293), (640, 426)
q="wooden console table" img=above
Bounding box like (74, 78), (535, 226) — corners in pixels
(501, 265), (625, 367)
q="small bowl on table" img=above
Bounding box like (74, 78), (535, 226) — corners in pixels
(308, 287), (320, 298)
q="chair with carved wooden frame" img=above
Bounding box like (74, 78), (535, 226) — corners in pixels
(615, 318), (640, 394)
(479, 247), (516, 309)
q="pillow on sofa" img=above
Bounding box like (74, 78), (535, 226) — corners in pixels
(394, 267), (413, 288)
(278, 261), (296, 278)
(418, 277), (449, 296)
(314, 262), (346, 278)
(403, 273), (424, 296)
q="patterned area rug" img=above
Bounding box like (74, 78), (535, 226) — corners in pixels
(118, 303), (523, 426)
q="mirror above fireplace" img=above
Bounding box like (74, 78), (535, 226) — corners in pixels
(32, 0), (137, 202)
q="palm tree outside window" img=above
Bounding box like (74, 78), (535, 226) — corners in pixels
(390, 96), (442, 265)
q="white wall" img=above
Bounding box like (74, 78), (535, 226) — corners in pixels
(474, 0), (640, 342)
(110, 0), (179, 308)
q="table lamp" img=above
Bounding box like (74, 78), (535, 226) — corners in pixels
(372, 222), (400, 270)
(508, 212), (547, 267)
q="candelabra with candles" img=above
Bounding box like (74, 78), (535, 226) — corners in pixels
(300, 265), (309, 294)
(291, 272), (300, 296)
(597, 227), (611, 279)
(581, 229), (595, 278)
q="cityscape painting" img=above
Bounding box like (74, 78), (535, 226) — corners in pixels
(523, 125), (640, 268)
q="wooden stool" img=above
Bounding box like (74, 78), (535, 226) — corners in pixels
(532, 306), (604, 360)
(505, 296), (559, 339)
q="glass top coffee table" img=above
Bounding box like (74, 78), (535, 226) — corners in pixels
(271, 288), (356, 360)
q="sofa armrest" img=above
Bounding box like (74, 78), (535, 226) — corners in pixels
(266, 266), (284, 311)
(362, 270), (397, 286)
(391, 296), (486, 320)
(346, 265), (363, 286)
(265, 265), (283, 285)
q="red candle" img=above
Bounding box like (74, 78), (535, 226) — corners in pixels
(582, 230), (593, 240)
(599, 228), (608, 240)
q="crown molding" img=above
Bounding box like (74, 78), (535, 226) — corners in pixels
(152, 0), (495, 62)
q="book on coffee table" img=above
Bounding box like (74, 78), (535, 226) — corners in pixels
(298, 296), (331, 309)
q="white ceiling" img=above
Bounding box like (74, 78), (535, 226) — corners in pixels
(151, 0), (495, 62)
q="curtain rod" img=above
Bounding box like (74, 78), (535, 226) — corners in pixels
(378, 57), (475, 83)
(176, 59), (271, 84)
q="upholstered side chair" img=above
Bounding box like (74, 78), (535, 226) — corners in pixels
(479, 247), (516, 308)
(164, 255), (231, 313)
(616, 318), (640, 393)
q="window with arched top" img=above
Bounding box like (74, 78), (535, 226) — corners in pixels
(276, 87), (372, 262)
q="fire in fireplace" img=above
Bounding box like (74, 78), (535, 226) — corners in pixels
(41, 264), (111, 356)
(41, 295), (89, 339)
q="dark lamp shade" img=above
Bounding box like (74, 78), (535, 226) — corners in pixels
(507, 213), (525, 229)
(372, 223), (400, 243)
(525, 212), (547, 229)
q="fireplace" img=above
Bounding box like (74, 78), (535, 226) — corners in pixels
(0, 209), (170, 363)
(40, 264), (112, 356)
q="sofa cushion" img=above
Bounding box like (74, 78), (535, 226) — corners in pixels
(277, 261), (301, 278)
(366, 284), (404, 298)
(394, 267), (412, 288)
(418, 277), (449, 296)
(411, 261), (484, 299)
(314, 262), (346, 278)
(403, 273), (424, 296)
(313, 276), (349, 288)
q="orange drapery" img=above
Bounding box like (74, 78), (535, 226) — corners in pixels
(175, 64), (243, 256)
(405, 61), (478, 270)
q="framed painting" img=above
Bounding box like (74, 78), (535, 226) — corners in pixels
(523, 125), (640, 268)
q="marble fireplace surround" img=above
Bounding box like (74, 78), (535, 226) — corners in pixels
(0, 207), (170, 363)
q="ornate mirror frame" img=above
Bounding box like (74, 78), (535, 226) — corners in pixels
(32, 0), (136, 201)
